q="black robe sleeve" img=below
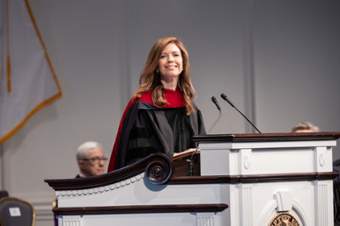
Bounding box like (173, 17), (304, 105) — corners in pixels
(114, 101), (206, 169)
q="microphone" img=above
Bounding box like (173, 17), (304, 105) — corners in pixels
(211, 96), (221, 111)
(188, 96), (222, 176)
(220, 93), (262, 134)
(208, 96), (221, 133)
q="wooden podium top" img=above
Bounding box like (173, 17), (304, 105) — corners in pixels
(192, 132), (340, 143)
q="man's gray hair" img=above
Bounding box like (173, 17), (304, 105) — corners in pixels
(291, 122), (320, 133)
(76, 141), (102, 161)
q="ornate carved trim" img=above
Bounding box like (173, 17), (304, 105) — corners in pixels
(45, 153), (172, 191)
(53, 204), (228, 215)
(145, 157), (172, 185)
(56, 173), (144, 198)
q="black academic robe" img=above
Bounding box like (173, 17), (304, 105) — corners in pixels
(108, 89), (206, 171)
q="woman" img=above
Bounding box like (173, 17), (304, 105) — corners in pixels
(107, 37), (206, 172)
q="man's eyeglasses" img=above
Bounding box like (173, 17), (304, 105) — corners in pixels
(82, 157), (108, 164)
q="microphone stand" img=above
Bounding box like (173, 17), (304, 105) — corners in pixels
(221, 93), (262, 134)
(187, 147), (199, 176)
(187, 96), (222, 176)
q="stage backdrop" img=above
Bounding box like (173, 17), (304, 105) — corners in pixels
(1, 1), (340, 225)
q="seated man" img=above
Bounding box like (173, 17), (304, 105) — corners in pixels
(53, 142), (107, 221)
(76, 141), (107, 178)
(291, 122), (320, 133)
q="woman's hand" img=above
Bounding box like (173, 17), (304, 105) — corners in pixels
(173, 148), (199, 157)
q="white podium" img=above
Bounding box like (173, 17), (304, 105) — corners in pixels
(45, 132), (340, 226)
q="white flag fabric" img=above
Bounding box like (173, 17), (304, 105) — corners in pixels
(0, 0), (62, 144)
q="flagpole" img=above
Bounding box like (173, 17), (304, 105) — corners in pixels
(0, 145), (4, 190)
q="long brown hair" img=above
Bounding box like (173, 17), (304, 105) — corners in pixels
(133, 37), (196, 115)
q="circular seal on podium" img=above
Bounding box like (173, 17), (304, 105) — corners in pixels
(267, 212), (300, 226)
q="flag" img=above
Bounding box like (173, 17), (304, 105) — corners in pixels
(0, 0), (62, 144)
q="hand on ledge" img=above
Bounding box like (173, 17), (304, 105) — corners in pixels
(173, 148), (200, 157)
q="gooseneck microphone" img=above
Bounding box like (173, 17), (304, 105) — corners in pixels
(220, 93), (262, 134)
(211, 96), (221, 110)
(208, 96), (222, 133)
(188, 96), (222, 176)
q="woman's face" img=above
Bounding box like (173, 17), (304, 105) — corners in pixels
(158, 43), (183, 83)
